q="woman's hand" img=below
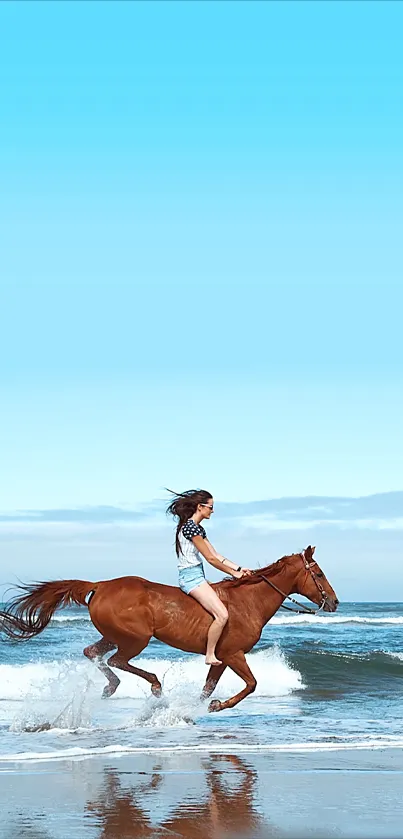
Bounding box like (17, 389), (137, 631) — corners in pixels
(232, 567), (253, 579)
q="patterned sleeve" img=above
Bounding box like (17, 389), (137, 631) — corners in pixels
(182, 520), (207, 541)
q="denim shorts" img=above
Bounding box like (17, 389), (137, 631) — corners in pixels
(178, 564), (206, 595)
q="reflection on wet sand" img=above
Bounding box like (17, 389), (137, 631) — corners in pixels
(86, 754), (272, 838)
(3, 818), (53, 839)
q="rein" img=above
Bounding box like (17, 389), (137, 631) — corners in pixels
(258, 553), (328, 616)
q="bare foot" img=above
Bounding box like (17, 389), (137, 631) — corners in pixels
(205, 655), (222, 666)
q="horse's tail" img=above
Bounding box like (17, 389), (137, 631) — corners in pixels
(0, 579), (96, 641)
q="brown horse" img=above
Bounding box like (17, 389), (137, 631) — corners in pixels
(0, 546), (338, 712)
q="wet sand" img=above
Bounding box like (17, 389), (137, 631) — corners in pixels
(1, 748), (403, 838)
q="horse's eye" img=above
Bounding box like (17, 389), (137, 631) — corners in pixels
(316, 572), (324, 578)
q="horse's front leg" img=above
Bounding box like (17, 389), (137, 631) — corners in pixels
(208, 652), (256, 712)
(201, 663), (227, 700)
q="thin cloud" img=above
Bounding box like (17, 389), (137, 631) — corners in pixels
(0, 506), (146, 524)
(0, 492), (401, 530)
(216, 492), (403, 522)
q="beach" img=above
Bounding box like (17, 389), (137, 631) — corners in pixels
(2, 602), (403, 837)
(2, 0), (403, 833)
(2, 749), (403, 838)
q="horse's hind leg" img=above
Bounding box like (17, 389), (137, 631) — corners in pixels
(108, 639), (162, 697)
(83, 637), (120, 698)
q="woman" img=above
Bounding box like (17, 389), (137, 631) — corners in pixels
(166, 489), (252, 666)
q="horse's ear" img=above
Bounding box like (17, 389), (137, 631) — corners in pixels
(305, 545), (316, 557)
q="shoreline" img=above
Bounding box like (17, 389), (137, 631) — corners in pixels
(2, 738), (403, 766)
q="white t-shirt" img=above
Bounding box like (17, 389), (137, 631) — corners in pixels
(177, 519), (207, 569)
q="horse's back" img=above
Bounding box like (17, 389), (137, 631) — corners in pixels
(95, 575), (180, 591)
(87, 575), (186, 618)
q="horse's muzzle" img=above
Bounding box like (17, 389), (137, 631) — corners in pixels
(323, 596), (339, 613)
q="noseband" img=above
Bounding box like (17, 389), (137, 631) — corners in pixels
(258, 552), (329, 616)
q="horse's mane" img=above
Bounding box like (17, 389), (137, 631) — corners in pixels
(217, 553), (299, 590)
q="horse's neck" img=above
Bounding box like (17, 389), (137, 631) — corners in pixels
(258, 563), (300, 624)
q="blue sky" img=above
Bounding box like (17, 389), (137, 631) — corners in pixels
(1, 2), (402, 596)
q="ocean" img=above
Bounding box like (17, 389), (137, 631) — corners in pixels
(1, 601), (403, 761)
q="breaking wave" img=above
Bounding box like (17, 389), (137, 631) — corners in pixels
(0, 646), (303, 703)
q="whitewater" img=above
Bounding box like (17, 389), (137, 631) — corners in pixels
(1, 601), (403, 764)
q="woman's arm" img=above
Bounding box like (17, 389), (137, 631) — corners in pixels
(204, 538), (252, 575)
(192, 536), (252, 578)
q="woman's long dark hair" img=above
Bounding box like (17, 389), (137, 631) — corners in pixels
(166, 488), (212, 556)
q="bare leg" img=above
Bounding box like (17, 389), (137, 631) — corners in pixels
(201, 663), (227, 699)
(205, 620), (226, 666)
(108, 641), (162, 697)
(208, 652), (256, 712)
(189, 582), (228, 666)
(83, 637), (120, 698)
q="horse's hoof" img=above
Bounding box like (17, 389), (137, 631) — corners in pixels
(208, 699), (222, 713)
(102, 683), (118, 699)
(151, 684), (162, 697)
(25, 722), (51, 732)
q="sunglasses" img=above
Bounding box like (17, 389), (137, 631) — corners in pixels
(201, 503), (214, 510)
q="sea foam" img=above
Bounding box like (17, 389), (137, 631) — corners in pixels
(0, 646), (302, 703)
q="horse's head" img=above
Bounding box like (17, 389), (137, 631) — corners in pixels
(295, 546), (339, 613)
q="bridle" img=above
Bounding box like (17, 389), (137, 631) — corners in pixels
(258, 551), (330, 615)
